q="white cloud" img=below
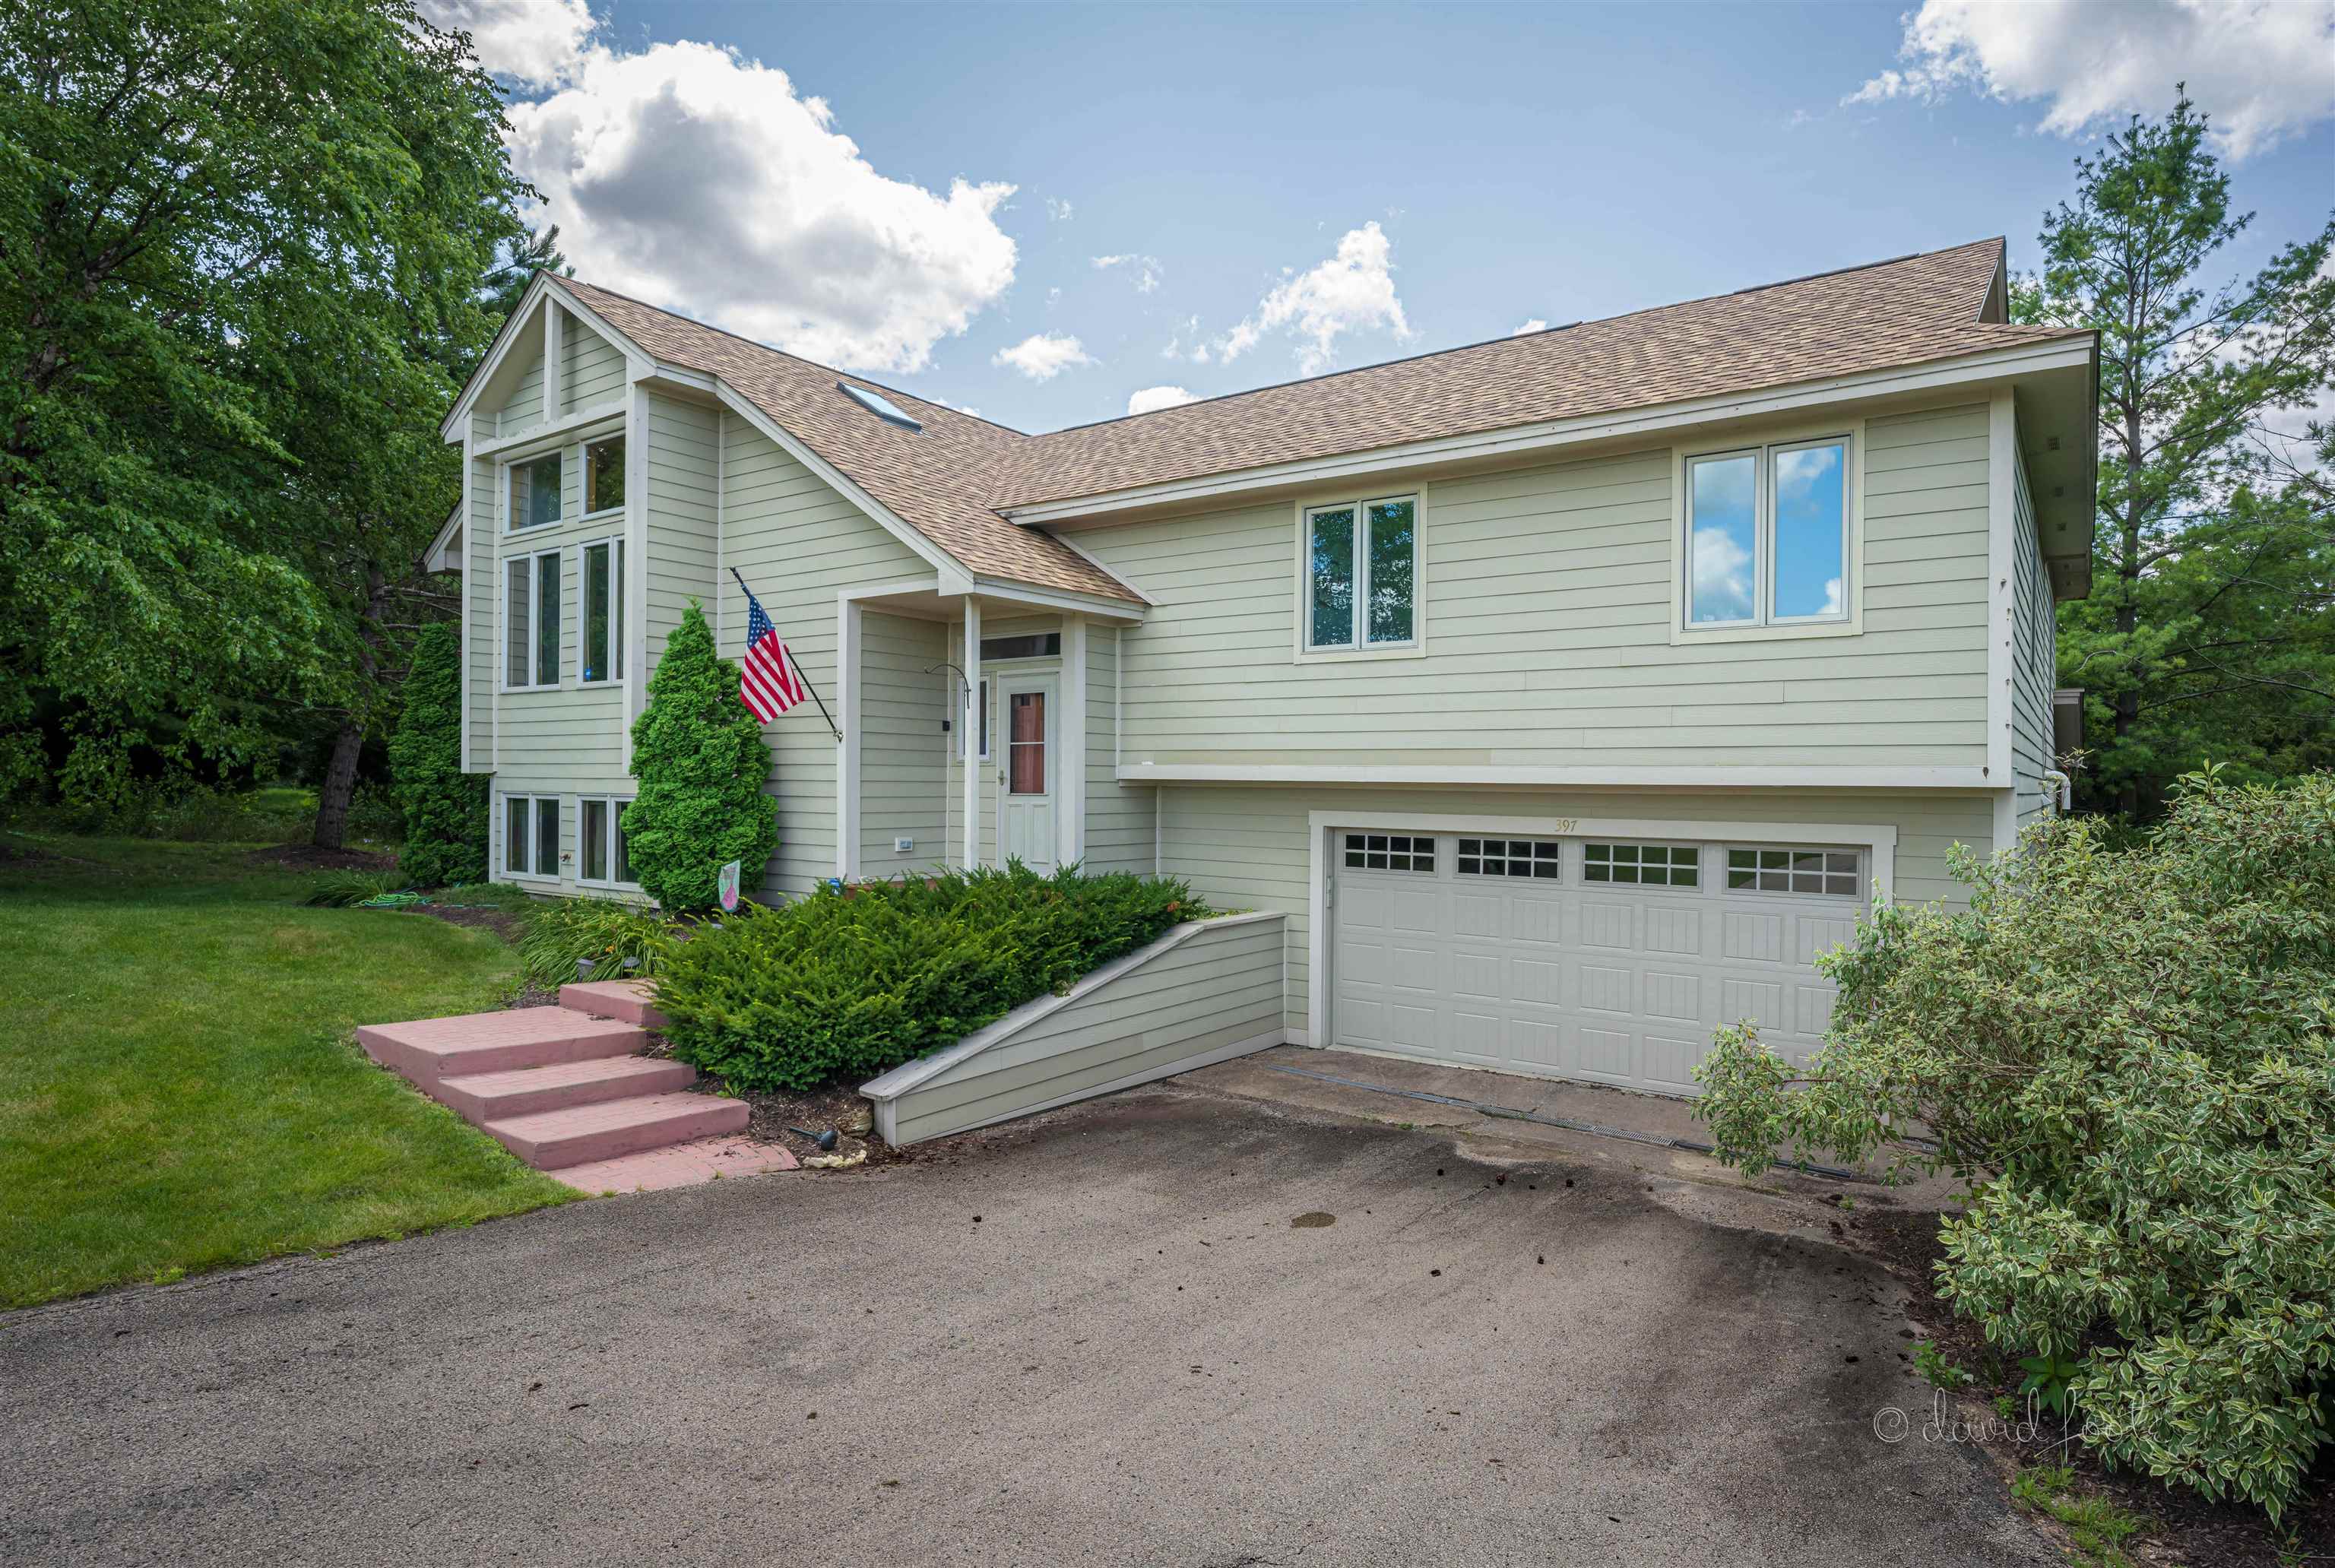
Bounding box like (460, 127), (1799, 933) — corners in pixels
(993, 331), (1096, 381)
(419, 0), (595, 88)
(1846, 0), (2335, 160)
(1126, 385), (1198, 415)
(1046, 197), (1074, 221)
(1162, 315), (1210, 363)
(1219, 220), (1414, 373)
(1690, 526), (1754, 623)
(503, 40), (1018, 373)
(1092, 253), (1163, 293)
(1511, 318), (1549, 336)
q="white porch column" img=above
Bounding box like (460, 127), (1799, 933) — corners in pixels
(1058, 616), (1087, 870)
(962, 597), (982, 870)
(836, 597), (863, 881)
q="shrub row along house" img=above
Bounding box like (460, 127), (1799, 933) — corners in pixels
(434, 238), (2096, 1098)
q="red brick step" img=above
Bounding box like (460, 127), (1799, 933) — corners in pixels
(484, 1092), (750, 1169)
(357, 1007), (645, 1085)
(434, 1055), (699, 1124)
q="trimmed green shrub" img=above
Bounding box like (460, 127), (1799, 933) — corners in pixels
(387, 625), (486, 885)
(516, 898), (683, 990)
(1695, 768), (2335, 1518)
(622, 601), (778, 912)
(654, 863), (1206, 1091)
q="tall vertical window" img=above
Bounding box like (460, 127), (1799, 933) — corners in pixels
(1305, 494), (1418, 651)
(503, 794), (560, 878)
(581, 539), (623, 683)
(1684, 437), (1850, 629)
(584, 437), (625, 515)
(505, 548), (562, 688)
(579, 797), (635, 885)
(509, 452), (562, 531)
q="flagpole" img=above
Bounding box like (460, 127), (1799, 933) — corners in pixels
(730, 566), (843, 743)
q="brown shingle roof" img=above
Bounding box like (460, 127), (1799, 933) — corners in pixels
(987, 238), (2081, 508)
(553, 277), (1139, 602)
(552, 239), (2083, 604)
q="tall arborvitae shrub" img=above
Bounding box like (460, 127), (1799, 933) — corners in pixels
(387, 623), (486, 886)
(623, 600), (778, 911)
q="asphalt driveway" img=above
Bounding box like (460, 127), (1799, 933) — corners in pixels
(2, 1085), (2046, 1567)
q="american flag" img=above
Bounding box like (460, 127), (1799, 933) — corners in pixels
(739, 584), (808, 723)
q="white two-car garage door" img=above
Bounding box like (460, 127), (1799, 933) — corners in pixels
(1329, 828), (1865, 1095)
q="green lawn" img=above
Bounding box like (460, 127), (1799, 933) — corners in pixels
(0, 833), (573, 1309)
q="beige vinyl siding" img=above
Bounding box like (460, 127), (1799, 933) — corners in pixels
(721, 418), (933, 896)
(465, 442), (498, 771)
(645, 394), (719, 670)
(1155, 784), (1995, 1036)
(2009, 441), (2058, 831)
(1082, 623), (1155, 873)
(1080, 401), (1991, 773)
(865, 912), (1287, 1145)
(561, 319), (628, 415)
(860, 609), (949, 873)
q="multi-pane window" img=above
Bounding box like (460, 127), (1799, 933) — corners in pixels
(1726, 846), (1860, 896)
(504, 794), (560, 879)
(504, 549), (562, 688)
(581, 539), (623, 683)
(1456, 838), (1563, 879)
(584, 437), (625, 515)
(1684, 437), (1849, 629)
(1307, 495), (1418, 650)
(1583, 842), (1700, 888)
(1343, 832), (1434, 872)
(579, 797), (634, 885)
(509, 452), (562, 531)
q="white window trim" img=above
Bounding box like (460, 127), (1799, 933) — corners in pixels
(1292, 493), (1427, 663)
(1301, 810), (1897, 1051)
(502, 546), (564, 692)
(575, 535), (626, 686)
(500, 792), (564, 882)
(505, 448), (567, 535)
(575, 794), (638, 889)
(1669, 418), (1864, 645)
(580, 433), (626, 521)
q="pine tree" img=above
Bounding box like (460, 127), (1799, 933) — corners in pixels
(386, 624), (486, 887)
(623, 601), (779, 911)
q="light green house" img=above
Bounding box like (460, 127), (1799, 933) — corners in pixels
(434, 236), (2095, 1101)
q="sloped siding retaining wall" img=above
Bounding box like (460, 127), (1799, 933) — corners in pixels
(861, 912), (1287, 1145)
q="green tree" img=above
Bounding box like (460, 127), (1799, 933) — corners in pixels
(1694, 772), (2335, 1518)
(0, 0), (524, 828)
(2016, 93), (2335, 816)
(387, 624), (485, 888)
(622, 603), (779, 911)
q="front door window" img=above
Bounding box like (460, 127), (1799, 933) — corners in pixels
(1008, 691), (1046, 795)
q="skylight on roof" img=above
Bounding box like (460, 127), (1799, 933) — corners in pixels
(837, 382), (922, 432)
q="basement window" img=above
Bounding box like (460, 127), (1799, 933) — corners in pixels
(838, 382), (922, 432)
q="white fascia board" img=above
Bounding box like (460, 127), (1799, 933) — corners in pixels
(1003, 337), (2096, 527)
(1119, 762), (1991, 790)
(710, 381), (974, 591)
(426, 502), (464, 573)
(473, 404), (627, 460)
(970, 576), (1145, 622)
(544, 279), (658, 380)
(1302, 808), (1900, 1055)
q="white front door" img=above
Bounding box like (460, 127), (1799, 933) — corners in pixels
(996, 677), (1057, 871)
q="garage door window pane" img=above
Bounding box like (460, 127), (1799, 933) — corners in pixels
(1585, 843), (1699, 888)
(1727, 844), (1858, 895)
(1345, 832), (1433, 872)
(1459, 837), (1564, 878)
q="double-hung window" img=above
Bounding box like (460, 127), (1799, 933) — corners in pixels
(503, 794), (561, 879)
(1305, 495), (1418, 651)
(1684, 436), (1850, 630)
(509, 452), (562, 532)
(505, 548), (562, 689)
(578, 797), (635, 886)
(580, 539), (624, 683)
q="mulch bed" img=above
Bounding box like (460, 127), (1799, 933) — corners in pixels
(399, 901), (528, 944)
(244, 843), (398, 872)
(1855, 1205), (2334, 1565)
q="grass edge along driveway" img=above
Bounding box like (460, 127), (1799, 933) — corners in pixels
(0, 835), (572, 1310)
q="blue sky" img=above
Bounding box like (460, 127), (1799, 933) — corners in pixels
(435, 0), (2335, 432)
